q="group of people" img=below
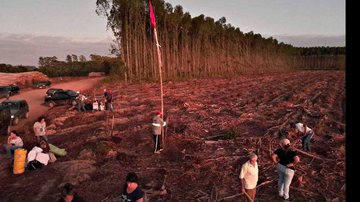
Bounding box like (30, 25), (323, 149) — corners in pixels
(3, 116), (66, 171)
(3, 83), (318, 202)
(3, 116), (47, 158)
(239, 122), (315, 201)
(76, 89), (113, 112)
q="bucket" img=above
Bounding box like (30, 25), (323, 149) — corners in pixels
(13, 148), (27, 174)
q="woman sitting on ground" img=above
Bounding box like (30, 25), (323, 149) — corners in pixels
(3, 130), (23, 157)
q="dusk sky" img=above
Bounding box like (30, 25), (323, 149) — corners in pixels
(0, 0), (345, 66)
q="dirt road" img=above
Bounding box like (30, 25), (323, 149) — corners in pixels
(1, 77), (103, 130)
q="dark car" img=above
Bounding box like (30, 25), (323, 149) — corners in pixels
(0, 104), (11, 135)
(0, 86), (10, 99)
(35, 80), (52, 89)
(44, 90), (79, 107)
(0, 84), (20, 99)
(8, 84), (20, 95)
(46, 88), (63, 96)
(1, 99), (29, 125)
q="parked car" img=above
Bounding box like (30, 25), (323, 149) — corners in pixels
(35, 80), (52, 89)
(46, 88), (63, 96)
(8, 84), (20, 95)
(1, 99), (29, 125)
(44, 90), (79, 107)
(0, 86), (10, 99)
(0, 84), (20, 99)
(0, 104), (11, 135)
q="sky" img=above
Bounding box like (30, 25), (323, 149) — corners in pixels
(0, 0), (345, 66)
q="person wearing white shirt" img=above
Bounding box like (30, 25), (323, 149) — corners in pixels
(3, 130), (23, 157)
(239, 153), (259, 202)
(33, 116), (47, 142)
(290, 122), (315, 151)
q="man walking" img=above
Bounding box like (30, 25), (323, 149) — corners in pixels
(290, 122), (314, 151)
(272, 138), (300, 201)
(239, 153), (259, 202)
(152, 112), (166, 154)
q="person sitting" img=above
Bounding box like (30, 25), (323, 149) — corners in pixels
(58, 183), (85, 202)
(92, 100), (99, 111)
(3, 130), (23, 157)
(27, 139), (51, 170)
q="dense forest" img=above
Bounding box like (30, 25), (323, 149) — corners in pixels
(95, 0), (345, 82)
(1, 0), (345, 79)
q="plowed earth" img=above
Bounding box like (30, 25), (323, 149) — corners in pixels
(0, 71), (345, 202)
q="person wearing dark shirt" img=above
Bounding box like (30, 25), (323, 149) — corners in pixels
(103, 89), (113, 111)
(271, 138), (300, 201)
(58, 183), (85, 202)
(120, 172), (144, 202)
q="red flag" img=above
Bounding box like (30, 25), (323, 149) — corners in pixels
(149, 0), (156, 28)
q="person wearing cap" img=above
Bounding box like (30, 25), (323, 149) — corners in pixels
(120, 172), (144, 202)
(290, 122), (314, 152)
(239, 153), (259, 202)
(152, 111), (166, 154)
(272, 138), (300, 201)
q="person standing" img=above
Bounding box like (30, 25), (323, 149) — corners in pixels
(3, 130), (23, 157)
(239, 153), (259, 202)
(33, 116), (47, 142)
(77, 91), (87, 112)
(152, 112), (166, 154)
(290, 122), (315, 151)
(272, 138), (300, 201)
(104, 89), (113, 111)
(120, 172), (144, 202)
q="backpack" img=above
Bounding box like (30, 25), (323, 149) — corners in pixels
(27, 160), (43, 171)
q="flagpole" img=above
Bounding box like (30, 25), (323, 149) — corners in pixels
(153, 28), (164, 115)
(153, 27), (165, 147)
(149, 0), (165, 147)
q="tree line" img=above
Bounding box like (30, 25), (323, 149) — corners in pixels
(295, 47), (345, 56)
(37, 54), (124, 78)
(95, 0), (345, 82)
(1, 1), (345, 78)
(0, 54), (124, 78)
(0, 64), (37, 73)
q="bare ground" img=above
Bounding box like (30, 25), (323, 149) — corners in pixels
(0, 71), (345, 202)
(0, 77), (103, 131)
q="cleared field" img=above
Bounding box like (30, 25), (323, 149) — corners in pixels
(0, 70), (345, 201)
